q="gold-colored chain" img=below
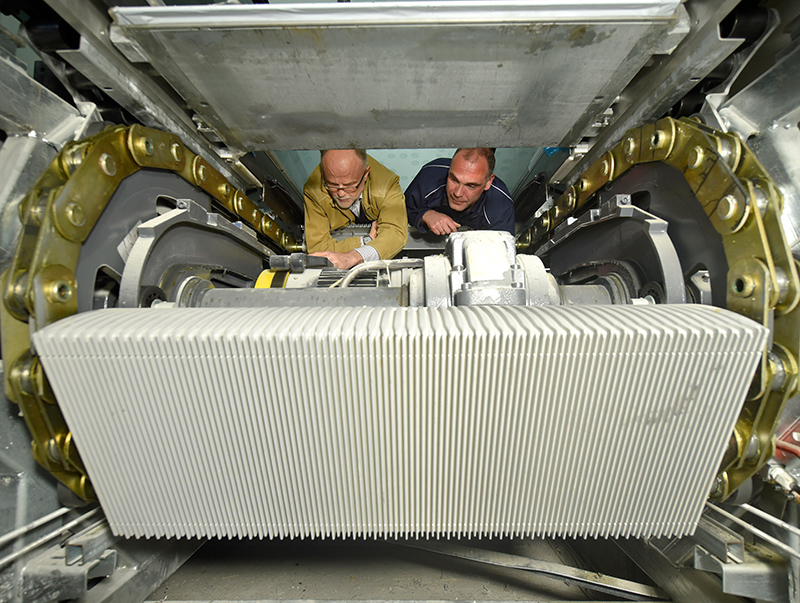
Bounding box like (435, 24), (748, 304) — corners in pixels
(520, 116), (800, 499)
(1, 124), (299, 500)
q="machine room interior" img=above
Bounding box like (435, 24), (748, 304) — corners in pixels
(2, 1), (800, 602)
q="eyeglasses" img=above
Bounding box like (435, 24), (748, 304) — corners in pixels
(323, 170), (367, 194)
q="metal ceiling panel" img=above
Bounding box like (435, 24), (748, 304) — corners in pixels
(111, 1), (682, 150)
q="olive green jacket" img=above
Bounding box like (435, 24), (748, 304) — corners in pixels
(304, 156), (408, 259)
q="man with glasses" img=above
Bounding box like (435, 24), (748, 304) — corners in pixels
(405, 148), (514, 236)
(304, 149), (408, 270)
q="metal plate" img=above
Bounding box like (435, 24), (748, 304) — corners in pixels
(35, 304), (764, 540)
(110, 1), (681, 150)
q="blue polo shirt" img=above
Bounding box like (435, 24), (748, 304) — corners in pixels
(405, 158), (515, 234)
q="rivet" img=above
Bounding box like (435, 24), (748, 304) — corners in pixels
(46, 438), (63, 463)
(65, 203), (85, 227)
(197, 165), (207, 182)
(775, 267), (790, 305)
(753, 184), (769, 216)
(171, 142), (183, 162)
(236, 194), (245, 212)
(10, 357), (34, 395)
(99, 153), (117, 176)
(716, 195), (738, 221)
(63, 146), (84, 174)
(687, 146), (704, 169)
(601, 159), (609, 176)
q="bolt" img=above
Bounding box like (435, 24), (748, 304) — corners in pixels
(48, 280), (73, 303)
(650, 130), (666, 149)
(731, 274), (756, 298)
(99, 153), (117, 176)
(623, 137), (635, 156)
(10, 358), (34, 395)
(46, 438), (63, 463)
(753, 185), (769, 215)
(768, 349), (787, 392)
(137, 137), (154, 156)
(715, 195), (738, 221)
(65, 203), (85, 227)
(171, 142), (183, 162)
(775, 267), (790, 304)
(63, 146), (84, 173)
(687, 146), (704, 169)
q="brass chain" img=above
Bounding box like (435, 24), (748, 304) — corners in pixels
(521, 116), (800, 500)
(1, 124), (299, 500)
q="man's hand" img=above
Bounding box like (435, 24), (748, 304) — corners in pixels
(310, 249), (363, 270)
(421, 210), (460, 235)
(368, 220), (378, 240)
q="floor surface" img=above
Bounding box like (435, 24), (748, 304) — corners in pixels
(146, 537), (597, 602)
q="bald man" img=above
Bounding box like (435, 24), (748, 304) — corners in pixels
(304, 149), (408, 270)
(405, 148), (514, 235)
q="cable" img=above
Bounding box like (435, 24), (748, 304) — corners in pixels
(739, 503), (800, 540)
(776, 439), (800, 459)
(0, 507), (71, 549)
(705, 502), (800, 561)
(0, 507), (102, 571)
(339, 259), (423, 288)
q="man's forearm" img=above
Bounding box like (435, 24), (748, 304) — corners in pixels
(421, 209), (437, 228)
(310, 248), (364, 270)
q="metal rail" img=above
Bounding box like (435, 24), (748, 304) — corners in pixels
(392, 540), (667, 601)
(0, 507), (101, 570)
(0, 506), (70, 549)
(706, 502), (800, 561)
